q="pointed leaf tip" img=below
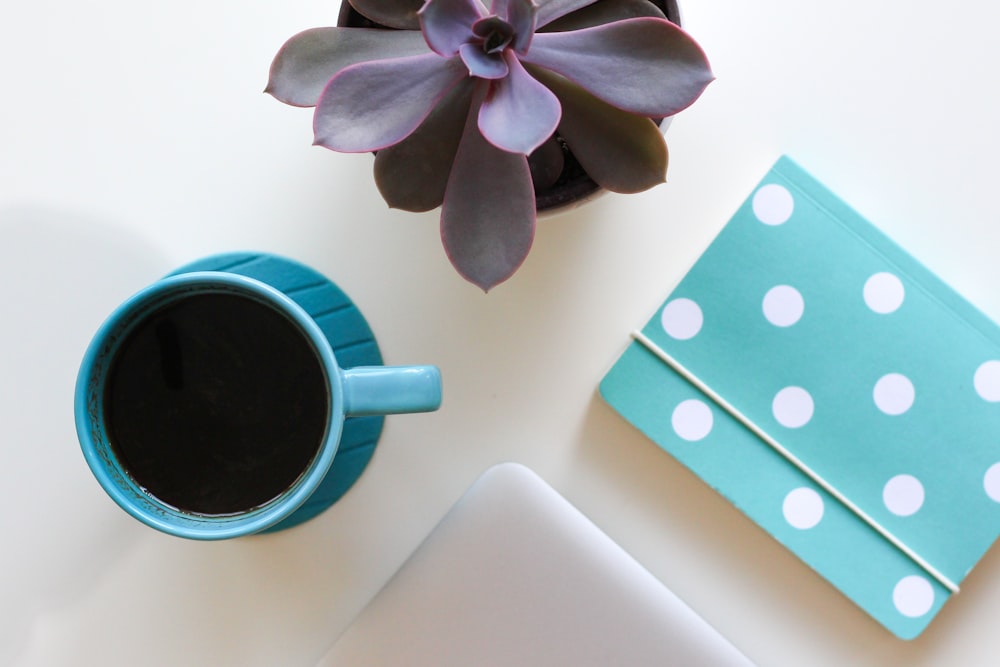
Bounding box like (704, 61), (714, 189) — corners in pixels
(267, 28), (431, 107)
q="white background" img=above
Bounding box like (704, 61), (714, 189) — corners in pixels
(4, 1), (1000, 665)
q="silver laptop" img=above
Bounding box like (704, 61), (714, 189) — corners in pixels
(317, 463), (754, 666)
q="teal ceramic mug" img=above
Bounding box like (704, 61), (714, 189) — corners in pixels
(75, 260), (441, 540)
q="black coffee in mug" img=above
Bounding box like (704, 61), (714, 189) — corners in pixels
(103, 292), (329, 516)
(77, 258), (441, 539)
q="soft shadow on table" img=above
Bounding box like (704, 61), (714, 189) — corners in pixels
(570, 391), (988, 667)
(0, 206), (170, 663)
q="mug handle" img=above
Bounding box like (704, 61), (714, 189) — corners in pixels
(341, 366), (442, 417)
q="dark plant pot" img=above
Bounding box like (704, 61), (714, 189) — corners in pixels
(338, 0), (680, 214)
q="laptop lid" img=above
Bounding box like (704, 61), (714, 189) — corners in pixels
(317, 462), (754, 666)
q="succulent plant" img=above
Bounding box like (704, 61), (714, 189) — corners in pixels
(268, 0), (713, 290)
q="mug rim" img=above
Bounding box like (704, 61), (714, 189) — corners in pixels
(74, 271), (343, 540)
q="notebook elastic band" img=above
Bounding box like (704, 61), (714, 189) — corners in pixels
(630, 329), (959, 594)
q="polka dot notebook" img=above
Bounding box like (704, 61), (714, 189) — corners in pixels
(600, 156), (1000, 639)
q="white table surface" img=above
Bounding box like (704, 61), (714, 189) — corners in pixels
(4, 1), (1000, 665)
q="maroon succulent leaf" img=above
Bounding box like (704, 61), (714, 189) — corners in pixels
(459, 42), (509, 79)
(373, 82), (476, 212)
(442, 86), (536, 291)
(350, 0), (425, 29)
(266, 28), (429, 107)
(527, 137), (566, 193)
(523, 17), (713, 117)
(419, 0), (484, 56)
(540, 0), (665, 32)
(534, 0), (602, 28)
(314, 53), (468, 152)
(504, 0), (538, 53)
(478, 53), (561, 155)
(531, 65), (667, 193)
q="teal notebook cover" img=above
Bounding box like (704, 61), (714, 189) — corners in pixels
(600, 156), (1000, 639)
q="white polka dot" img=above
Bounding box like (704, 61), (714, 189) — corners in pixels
(772, 386), (814, 428)
(762, 285), (804, 327)
(974, 360), (1000, 402)
(660, 298), (703, 341)
(873, 373), (915, 415)
(671, 399), (713, 442)
(883, 474), (924, 517)
(782, 487), (824, 529)
(753, 184), (794, 225)
(864, 272), (905, 314)
(984, 462), (1000, 502)
(893, 576), (935, 618)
